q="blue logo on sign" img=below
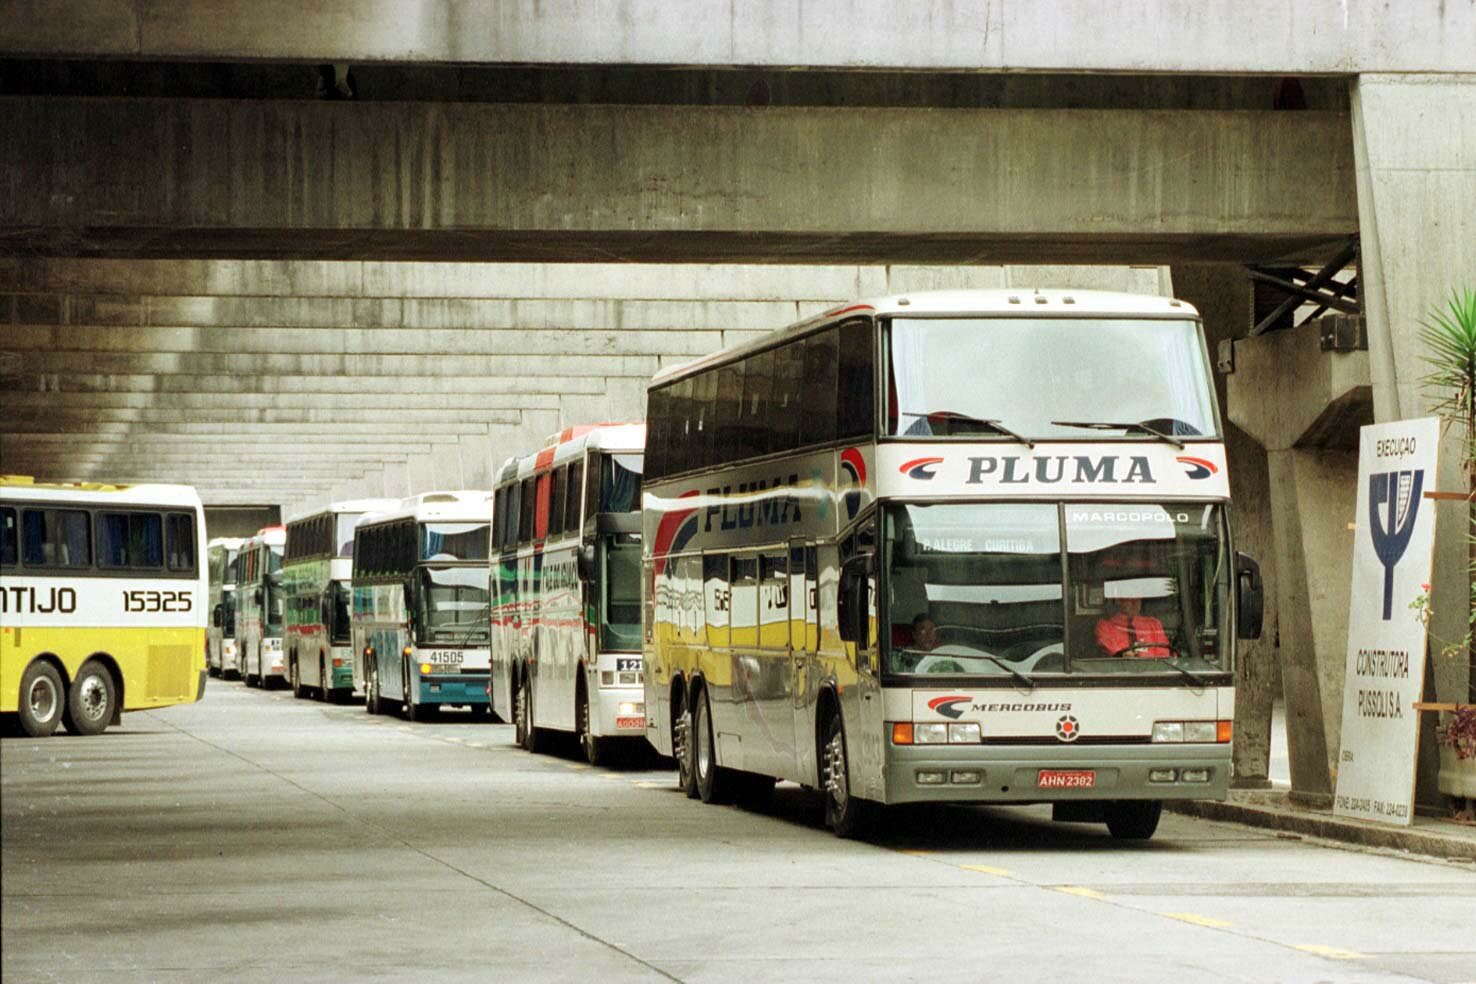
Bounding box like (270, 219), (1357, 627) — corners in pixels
(1368, 469), (1424, 620)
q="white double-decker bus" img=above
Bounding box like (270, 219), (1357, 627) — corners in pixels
(352, 492), (492, 721)
(206, 537), (244, 679)
(237, 526), (286, 688)
(642, 290), (1264, 839)
(283, 499), (398, 702)
(2, 477), (208, 737)
(490, 424), (645, 764)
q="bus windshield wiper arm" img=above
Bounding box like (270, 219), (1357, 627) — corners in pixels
(1049, 419), (1184, 449)
(1159, 660), (1209, 689)
(977, 653), (1036, 692)
(899, 412), (1035, 448)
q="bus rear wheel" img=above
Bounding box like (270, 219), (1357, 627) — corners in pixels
(693, 690), (729, 804)
(578, 684), (606, 766)
(673, 688), (697, 799)
(18, 661), (64, 738)
(1104, 800), (1162, 840)
(290, 658), (307, 699)
(63, 660), (115, 737)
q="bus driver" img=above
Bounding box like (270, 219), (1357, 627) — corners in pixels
(1094, 595), (1172, 658)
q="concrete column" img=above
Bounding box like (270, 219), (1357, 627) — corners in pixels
(1352, 74), (1476, 799)
(1172, 265), (1280, 788)
(1226, 320), (1373, 806)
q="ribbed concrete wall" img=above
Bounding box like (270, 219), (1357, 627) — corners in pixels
(0, 258), (1167, 509)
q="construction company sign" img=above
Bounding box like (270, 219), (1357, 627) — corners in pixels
(1334, 417), (1440, 826)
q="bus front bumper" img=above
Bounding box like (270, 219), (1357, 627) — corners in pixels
(881, 743), (1231, 805)
(417, 674), (489, 706)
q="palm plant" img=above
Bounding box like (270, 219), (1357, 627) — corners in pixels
(1419, 287), (1476, 748)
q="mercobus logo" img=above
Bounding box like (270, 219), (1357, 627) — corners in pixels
(1369, 469), (1424, 620)
(1176, 456), (1219, 479)
(926, 695), (972, 720)
(899, 456), (944, 480)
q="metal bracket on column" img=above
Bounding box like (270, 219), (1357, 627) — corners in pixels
(1248, 235), (1361, 337)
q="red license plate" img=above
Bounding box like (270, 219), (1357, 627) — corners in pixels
(1038, 770), (1096, 789)
(615, 716), (646, 730)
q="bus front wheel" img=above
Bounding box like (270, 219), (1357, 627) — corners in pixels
(822, 711), (870, 838)
(577, 683), (606, 766)
(18, 661), (64, 738)
(63, 660), (115, 737)
(365, 656), (384, 715)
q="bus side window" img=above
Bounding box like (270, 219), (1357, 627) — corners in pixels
(1, 507), (17, 566)
(548, 467), (565, 539)
(167, 512), (197, 572)
(22, 508), (92, 568)
(565, 461), (583, 532)
(801, 328), (839, 446)
(837, 319), (875, 440)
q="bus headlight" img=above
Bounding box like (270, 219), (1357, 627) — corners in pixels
(948, 723), (981, 744)
(915, 723), (949, 744)
(1153, 721), (1231, 743)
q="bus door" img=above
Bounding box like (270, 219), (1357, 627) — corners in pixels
(790, 538), (819, 782)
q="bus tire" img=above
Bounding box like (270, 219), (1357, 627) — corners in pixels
(822, 710), (870, 838)
(17, 660), (65, 738)
(693, 690), (729, 804)
(513, 670), (531, 749)
(1104, 800), (1162, 841)
(318, 656), (333, 703)
(524, 670), (550, 754)
(577, 683), (606, 767)
(63, 660), (115, 737)
(290, 658), (307, 699)
(365, 655), (384, 715)
(673, 686), (698, 799)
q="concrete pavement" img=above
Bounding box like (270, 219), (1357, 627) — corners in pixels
(4, 682), (1474, 983)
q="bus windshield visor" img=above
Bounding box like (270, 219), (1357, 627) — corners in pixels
(885, 502), (1230, 677)
(886, 317), (1218, 440)
(601, 534), (643, 651)
(417, 567), (490, 644)
(420, 522), (490, 562)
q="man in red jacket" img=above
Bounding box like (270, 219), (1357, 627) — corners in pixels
(1095, 595), (1172, 658)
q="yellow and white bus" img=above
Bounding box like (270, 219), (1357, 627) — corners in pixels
(1, 477), (208, 737)
(642, 290), (1265, 839)
(490, 424), (646, 764)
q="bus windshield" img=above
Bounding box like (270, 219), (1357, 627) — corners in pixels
(884, 501), (1230, 678)
(330, 580), (352, 643)
(221, 586), (237, 636)
(596, 453), (643, 514)
(420, 522), (490, 562)
(417, 566), (490, 645)
(885, 317), (1218, 440)
(265, 572), (285, 634)
(601, 533), (642, 651)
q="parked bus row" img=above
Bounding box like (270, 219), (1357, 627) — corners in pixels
(8, 290), (1266, 840)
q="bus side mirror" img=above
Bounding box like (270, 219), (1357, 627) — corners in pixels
(837, 554), (874, 645)
(1236, 552), (1264, 640)
(212, 604), (223, 628)
(577, 543), (596, 581)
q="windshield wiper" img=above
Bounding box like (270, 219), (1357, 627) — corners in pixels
(1050, 419), (1184, 448)
(1157, 659), (1209, 689)
(901, 648), (1035, 692)
(899, 412), (1035, 448)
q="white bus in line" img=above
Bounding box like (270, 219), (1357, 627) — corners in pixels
(237, 526), (287, 688)
(642, 289), (1264, 839)
(207, 537), (244, 679)
(490, 424), (646, 764)
(2, 477), (208, 737)
(352, 492), (492, 721)
(283, 499), (399, 702)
